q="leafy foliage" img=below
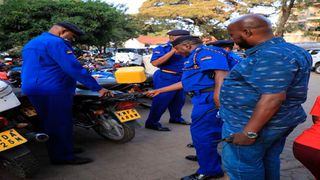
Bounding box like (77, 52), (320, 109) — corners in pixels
(285, 1), (320, 39)
(0, 0), (140, 51)
(138, 0), (276, 38)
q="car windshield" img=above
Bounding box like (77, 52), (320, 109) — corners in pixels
(117, 49), (137, 53)
(309, 49), (320, 55)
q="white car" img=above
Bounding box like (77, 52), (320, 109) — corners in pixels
(308, 49), (320, 74)
(115, 48), (143, 66)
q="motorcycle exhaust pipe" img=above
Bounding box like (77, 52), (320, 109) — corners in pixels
(34, 133), (49, 142)
(25, 132), (49, 143)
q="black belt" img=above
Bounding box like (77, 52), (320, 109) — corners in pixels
(187, 87), (214, 97)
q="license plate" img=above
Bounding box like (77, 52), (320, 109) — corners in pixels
(0, 129), (27, 152)
(20, 107), (37, 117)
(114, 109), (141, 123)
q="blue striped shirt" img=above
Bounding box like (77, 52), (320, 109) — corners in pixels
(220, 37), (313, 129)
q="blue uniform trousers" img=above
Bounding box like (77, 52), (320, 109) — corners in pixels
(145, 70), (185, 127)
(190, 92), (223, 176)
(28, 94), (74, 162)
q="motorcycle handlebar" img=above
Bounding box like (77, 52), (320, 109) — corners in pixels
(101, 91), (145, 101)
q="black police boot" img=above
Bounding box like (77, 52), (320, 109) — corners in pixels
(73, 147), (85, 154)
(181, 173), (224, 180)
(52, 156), (93, 165)
(145, 125), (171, 131)
(185, 155), (197, 161)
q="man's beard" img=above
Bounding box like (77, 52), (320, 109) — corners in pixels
(237, 38), (253, 50)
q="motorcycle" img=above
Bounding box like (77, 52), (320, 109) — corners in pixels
(73, 89), (144, 143)
(0, 81), (48, 178)
(5, 66), (149, 144)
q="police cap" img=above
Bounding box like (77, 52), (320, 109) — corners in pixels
(56, 22), (84, 36)
(167, 29), (190, 36)
(206, 40), (234, 47)
(171, 35), (200, 47)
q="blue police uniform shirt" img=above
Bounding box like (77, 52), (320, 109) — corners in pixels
(228, 51), (242, 69)
(22, 32), (102, 95)
(150, 42), (187, 73)
(182, 44), (230, 92)
(220, 37), (312, 129)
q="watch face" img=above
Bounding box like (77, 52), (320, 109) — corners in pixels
(247, 132), (258, 139)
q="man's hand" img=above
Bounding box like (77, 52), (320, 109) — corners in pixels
(230, 132), (256, 146)
(213, 93), (220, 109)
(98, 88), (113, 97)
(145, 89), (162, 97)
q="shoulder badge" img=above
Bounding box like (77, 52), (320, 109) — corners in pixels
(160, 43), (169, 47)
(200, 56), (212, 61)
(153, 51), (161, 54)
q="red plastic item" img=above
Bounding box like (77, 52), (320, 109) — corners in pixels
(0, 72), (8, 80)
(0, 117), (9, 129)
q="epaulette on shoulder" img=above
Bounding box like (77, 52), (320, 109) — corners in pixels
(200, 46), (227, 57)
(160, 43), (169, 47)
(195, 47), (203, 53)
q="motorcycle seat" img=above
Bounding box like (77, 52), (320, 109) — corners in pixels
(77, 78), (118, 89)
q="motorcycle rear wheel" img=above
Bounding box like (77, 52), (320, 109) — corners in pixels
(1, 151), (39, 178)
(93, 120), (135, 143)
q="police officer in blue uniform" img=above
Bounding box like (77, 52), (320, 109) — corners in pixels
(185, 40), (242, 162)
(207, 40), (243, 69)
(22, 22), (112, 165)
(145, 30), (191, 131)
(146, 36), (230, 180)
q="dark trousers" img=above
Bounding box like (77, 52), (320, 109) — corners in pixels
(145, 70), (185, 127)
(190, 92), (223, 176)
(293, 142), (320, 179)
(28, 94), (74, 162)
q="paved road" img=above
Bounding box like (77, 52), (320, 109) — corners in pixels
(0, 73), (319, 180)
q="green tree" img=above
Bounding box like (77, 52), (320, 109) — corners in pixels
(274, 0), (296, 36)
(138, 0), (320, 39)
(138, 0), (276, 38)
(0, 0), (140, 51)
(284, 1), (320, 40)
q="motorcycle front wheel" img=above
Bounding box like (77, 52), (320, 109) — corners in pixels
(93, 118), (135, 143)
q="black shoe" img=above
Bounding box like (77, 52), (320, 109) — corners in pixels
(181, 173), (224, 180)
(186, 143), (194, 148)
(145, 125), (171, 131)
(73, 147), (84, 154)
(185, 155), (197, 162)
(169, 120), (191, 125)
(52, 156), (93, 165)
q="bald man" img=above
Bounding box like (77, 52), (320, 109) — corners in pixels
(220, 14), (312, 179)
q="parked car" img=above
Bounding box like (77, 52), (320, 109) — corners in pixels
(115, 48), (143, 66)
(307, 49), (320, 74)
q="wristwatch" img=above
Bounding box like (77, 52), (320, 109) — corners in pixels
(243, 131), (258, 139)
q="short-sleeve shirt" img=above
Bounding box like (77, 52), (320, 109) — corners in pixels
(182, 44), (229, 92)
(228, 51), (242, 69)
(220, 37), (312, 129)
(150, 42), (187, 73)
(295, 96), (320, 149)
